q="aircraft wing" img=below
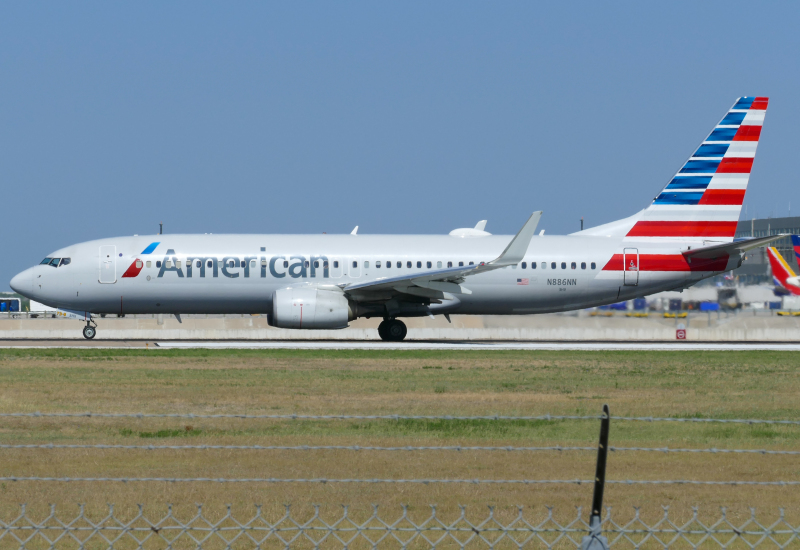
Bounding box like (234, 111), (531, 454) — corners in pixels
(683, 235), (788, 260)
(342, 212), (541, 301)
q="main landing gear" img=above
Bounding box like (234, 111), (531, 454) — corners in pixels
(82, 320), (97, 340)
(378, 319), (407, 342)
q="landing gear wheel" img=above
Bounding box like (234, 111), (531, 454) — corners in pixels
(83, 325), (96, 340)
(384, 319), (407, 342)
(377, 320), (389, 340)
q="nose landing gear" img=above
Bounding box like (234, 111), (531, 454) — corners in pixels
(377, 318), (407, 342)
(82, 320), (97, 340)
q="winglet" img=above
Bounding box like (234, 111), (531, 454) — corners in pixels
(489, 212), (542, 266)
(474, 220), (487, 231)
(351, 226), (359, 235)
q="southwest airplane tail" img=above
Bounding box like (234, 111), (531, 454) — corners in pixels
(767, 245), (800, 296)
(9, 97), (788, 341)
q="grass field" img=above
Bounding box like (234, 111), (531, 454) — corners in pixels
(0, 348), (797, 525)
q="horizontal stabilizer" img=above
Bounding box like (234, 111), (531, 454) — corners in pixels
(683, 234), (787, 260)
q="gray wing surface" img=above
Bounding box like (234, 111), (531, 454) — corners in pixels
(343, 212), (541, 302)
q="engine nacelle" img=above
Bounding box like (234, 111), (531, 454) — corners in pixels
(270, 288), (351, 329)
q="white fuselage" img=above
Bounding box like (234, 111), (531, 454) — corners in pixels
(10, 232), (728, 318)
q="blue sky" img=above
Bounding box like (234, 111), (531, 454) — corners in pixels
(2, 2), (799, 288)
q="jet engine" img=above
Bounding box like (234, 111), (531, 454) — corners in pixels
(270, 288), (352, 329)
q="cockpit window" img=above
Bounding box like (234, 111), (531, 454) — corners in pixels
(59, 258), (71, 267)
(49, 258), (61, 267)
(40, 258), (52, 265)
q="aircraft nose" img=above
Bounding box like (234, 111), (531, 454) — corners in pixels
(9, 268), (33, 296)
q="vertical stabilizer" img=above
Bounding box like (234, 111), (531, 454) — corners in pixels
(625, 97), (768, 244)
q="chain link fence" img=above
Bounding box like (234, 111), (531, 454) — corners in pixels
(0, 505), (797, 549)
(1, 406), (799, 548)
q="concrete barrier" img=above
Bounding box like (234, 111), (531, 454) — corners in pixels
(1, 312), (798, 341)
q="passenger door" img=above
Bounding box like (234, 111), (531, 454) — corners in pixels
(330, 258), (342, 278)
(623, 247), (639, 286)
(99, 245), (117, 284)
(348, 258), (361, 278)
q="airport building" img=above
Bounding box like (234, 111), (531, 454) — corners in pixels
(734, 216), (800, 284)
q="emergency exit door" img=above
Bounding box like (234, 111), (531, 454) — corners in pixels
(623, 247), (639, 286)
(99, 245), (117, 283)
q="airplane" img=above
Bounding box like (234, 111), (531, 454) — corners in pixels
(766, 237), (800, 296)
(10, 96), (786, 341)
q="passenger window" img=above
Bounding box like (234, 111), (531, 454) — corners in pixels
(581, 262), (586, 270)
(135, 260), (143, 269)
(156, 261), (162, 268)
(165, 260), (172, 268)
(437, 261), (442, 268)
(591, 262), (596, 269)
(386, 261), (391, 268)
(521, 262), (527, 269)
(334, 261), (339, 268)
(251, 260), (256, 268)
(241, 260), (246, 268)
(561, 262), (566, 269)
(176, 261), (182, 268)
(49, 258), (60, 267)
(396, 261), (401, 268)
(229, 260), (235, 268)
(459, 261), (464, 267)
(323, 261), (329, 268)
(427, 261), (432, 268)
(364, 261), (370, 268)
(146, 261), (152, 268)
(447, 261), (453, 268)
(284, 261), (289, 268)
(304, 261), (309, 268)
(532, 262), (537, 269)
(261, 259), (267, 266)
(60, 258), (71, 266)
(314, 261), (320, 268)
(417, 261), (422, 268)
(196, 260), (201, 268)
(352, 261), (358, 268)
(407, 261), (412, 268)
(571, 262), (576, 269)
(40, 258), (52, 265)
(469, 261), (474, 265)
(376, 261), (381, 268)
(550, 262), (556, 269)
(207, 260), (213, 268)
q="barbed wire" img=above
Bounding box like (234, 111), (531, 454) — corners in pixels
(1, 476), (798, 485)
(1, 504), (798, 549)
(1, 443), (798, 455)
(1, 411), (799, 425)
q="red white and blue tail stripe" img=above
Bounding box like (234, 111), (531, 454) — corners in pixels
(625, 97), (767, 242)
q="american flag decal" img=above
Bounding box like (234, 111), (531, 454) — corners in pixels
(517, 278), (529, 285)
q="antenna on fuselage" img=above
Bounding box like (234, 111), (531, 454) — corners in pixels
(159, 222), (163, 235)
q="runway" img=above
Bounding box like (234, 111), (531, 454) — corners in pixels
(153, 341), (800, 351)
(2, 339), (798, 351)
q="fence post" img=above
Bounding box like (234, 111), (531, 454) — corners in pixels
(582, 404), (610, 550)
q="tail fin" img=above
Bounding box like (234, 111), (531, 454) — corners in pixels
(626, 97), (768, 243)
(792, 235), (800, 266)
(767, 246), (800, 296)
